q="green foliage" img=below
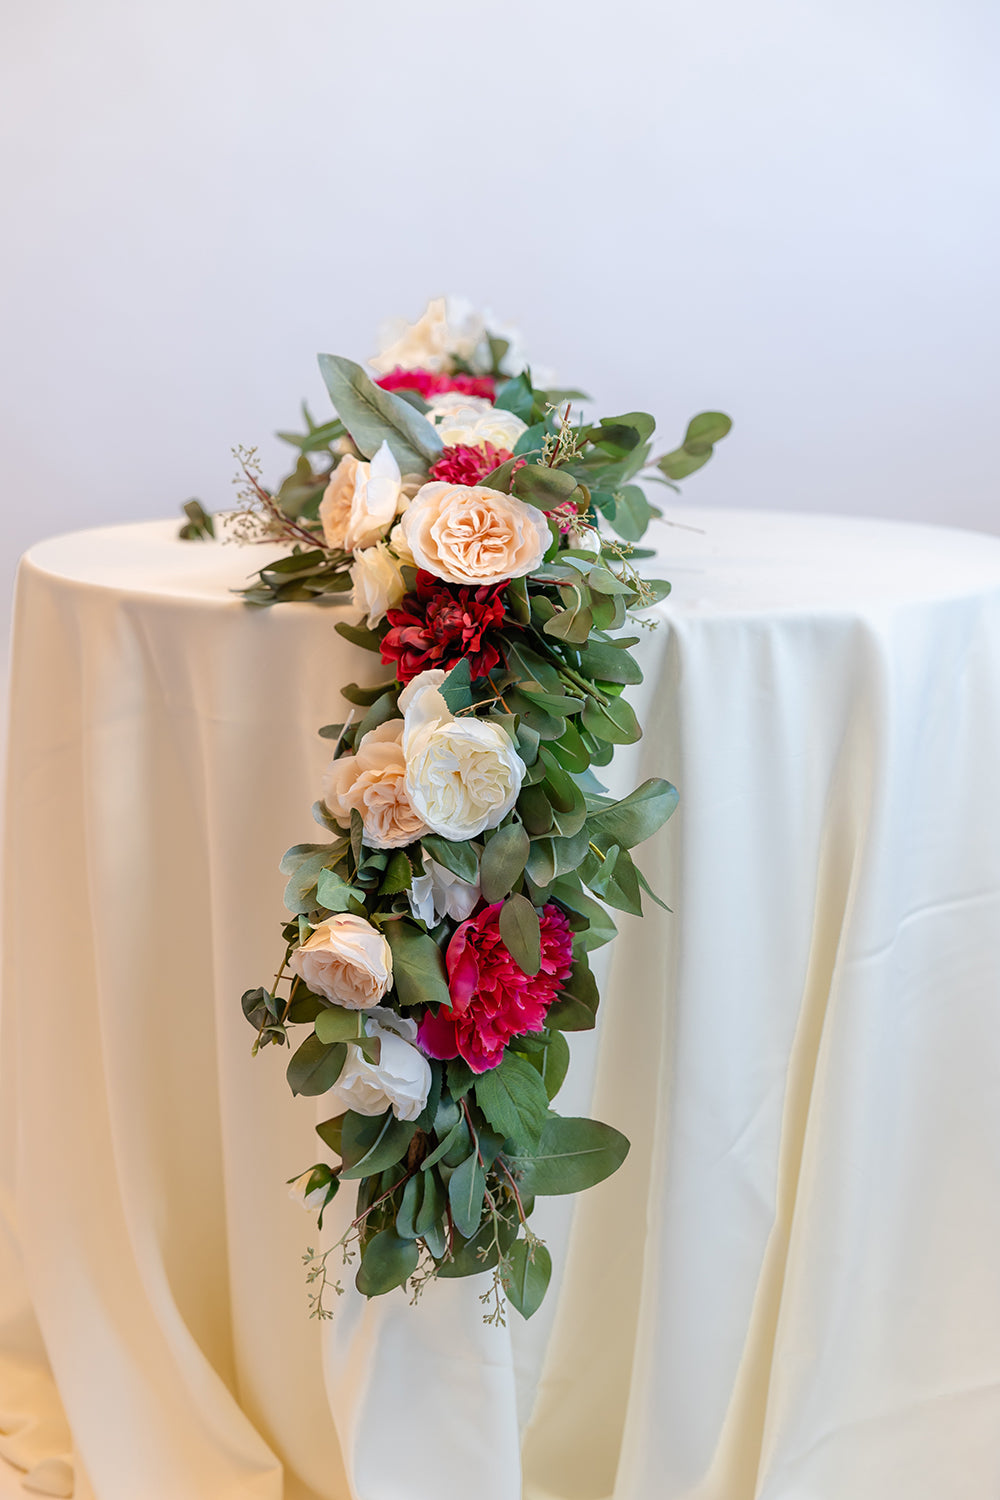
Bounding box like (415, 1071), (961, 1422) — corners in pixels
(339, 1112), (416, 1179)
(480, 823), (530, 903)
(499, 893), (541, 975)
(512, 1116), (630, 1196)
(317, 354), (443, 471)
(656, 411), (732, 481)
(505, 1239), (552, 1319)
(356, 1229), (419, 1296)
(178, 499), (215, 540)
(384, 921), (451, 1008)
(286, 1034), (347, 1096)
(473, 1052), (550, 1150)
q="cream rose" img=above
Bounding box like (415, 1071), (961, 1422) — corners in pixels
(370, 296), (486, 375)
(399, 482), (550, 587)
(426, 395), (528, 453)
(322, 720), (427, 850)
(319, 441), (405, 552)
(289, 913), (392, 1009)
(323, 1008), (431, 1123)
(401, 671), (525, 840)
(350, 542), (408, 627)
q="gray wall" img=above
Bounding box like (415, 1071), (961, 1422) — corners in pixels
(2, 0), (998, 636)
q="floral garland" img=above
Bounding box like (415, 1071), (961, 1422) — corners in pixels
(202, 298), (731, 1323)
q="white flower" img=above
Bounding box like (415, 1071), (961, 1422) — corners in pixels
(370, 296), (487, 375)
(389, 521), (415, 568)
(401, 670), (525, 840)
(349, 541), (407, 627)
(324, 1008), (432, 1123)
(289, 913), (393, 1009)
(425, 394), (527, 453)
(408, 856), (481, 927)
(289, 1167), (333, 1212)
(319, 441), (405, 552)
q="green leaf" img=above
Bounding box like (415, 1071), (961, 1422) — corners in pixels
(447, 1057), (477, 1100)
(356, 690), (399, 740)
(420, 835), (479, 884)
(355, 1228), (419, 1297)
(583, 844), (643, 915)
(314, 1006), (366, 1046)
(436, 1205), (519, 1278)
(439, 657), (475, 711)
(499, 894), (541, 976)
(590, 411), (656, 455)
(610, 486), (653, 543)
(474, 1052), (550, 1149)
(334, 620), (384, 653)
(513, 422), (548, 457)
(480, 822), (530, 903)
(281, 842), (346, 914)
(241, 986), (272, 1030)
(384, 921), (451, 1008)
(512, 464), (579, 508)
(317, 354), (443, 470)
(316, 1114), (347, 1154)
(511, 1115), (630, 1196)
(549, 878), (618, 949)
(339, 1112), (416, 1179)
(533, 1031), (571, 1099)
(581, 694), (641, 745)
(286, 988), (325, 1024)
(546, 958), (600, 1032)
(415, 1167), (446, 1245)
(286, 1034), (347, 1097)
(448, 1148), (486, 1238)
(316, 868), (357, 912)
(178, 499), (215, 540)
(381, 849), (413, 895)
(656, 411), (732, 481)
(587, 777), (679, 851)
(494, 371), (534, 422)
(505, 1238), (552, 1319)
(575, 640), (644, 685)
(395, 1171), (425, 1239)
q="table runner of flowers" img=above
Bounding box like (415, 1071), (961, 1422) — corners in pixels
(191, 298), (730, 1323)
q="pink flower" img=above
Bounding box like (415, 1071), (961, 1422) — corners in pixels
(417, 903), (573, 1073)
(376, 367), (496, 402)
(429, 442), (513, 487)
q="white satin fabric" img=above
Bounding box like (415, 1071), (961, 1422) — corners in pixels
(3, 511), (1000, 1500)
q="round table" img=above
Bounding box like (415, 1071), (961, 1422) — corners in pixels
(3, 511), (1000, 1500)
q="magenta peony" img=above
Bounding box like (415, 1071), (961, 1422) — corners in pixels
(418, 902), (573, 1073)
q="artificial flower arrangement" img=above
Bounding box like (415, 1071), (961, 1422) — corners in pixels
(195, 298), (730, 1323)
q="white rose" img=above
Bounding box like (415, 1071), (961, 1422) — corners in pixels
(350, 541), (407, 627)
(408, 856), (481, 927)
(370, 296), (487, 375)
(389, 521), (416, 568)
(319, 441), (405, 552)
(425, 395), (527, 453)
(324, 1008), (432, 1123)
(402, 671), (525, 840)
(289, 1166), (333, 1212)
(289, 913), (392, 1009)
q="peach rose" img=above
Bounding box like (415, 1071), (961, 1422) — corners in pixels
(399, 481), (550, 587)
(289, 913), (392, 1010)
(319, 442), (406, 552)
(322, 720), (427, 850)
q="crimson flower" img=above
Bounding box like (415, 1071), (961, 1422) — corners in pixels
(429, 442), (513, 487)
(418, 903), (574, 1073)
(376, 367), (496, 402)
(380, 571), (509, 684)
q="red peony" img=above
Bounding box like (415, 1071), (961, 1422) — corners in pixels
(418, 903), (574, 1073)
(381, 571), (509, 684)
(429, 442), (513, 487)
(376, 367), (496, 402)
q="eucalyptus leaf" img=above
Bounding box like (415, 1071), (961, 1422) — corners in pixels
(286, 1034), (347, 1097)
(420, 835), (479, 884)
(499, 894), (541, 976)
(505, 1238), (552, 1319)
(448, 1148), (487, 1238)
(384, 921), (451, 1008)
(511, 1115), (630, 1196)
(480, 822), (530, 903)
(318, 354), (443, 469)
(587, 777), (679, 852)
(339, 1111), (416, 1179)
(355, 1228), (419, 1297)
(314, 1006), (366, 1046)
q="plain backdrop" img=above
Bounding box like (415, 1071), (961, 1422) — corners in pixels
(1, 0), (998, 674)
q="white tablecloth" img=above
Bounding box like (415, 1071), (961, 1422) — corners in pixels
(3, 511), (1000, 1500)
